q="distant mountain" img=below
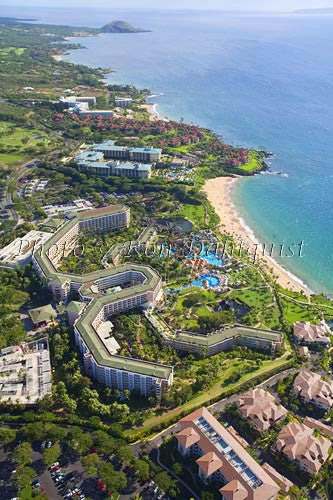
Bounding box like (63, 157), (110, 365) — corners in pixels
(294, 8), (333, 14)
(100, 20), (150, 34)
(0, 16), (37, 22)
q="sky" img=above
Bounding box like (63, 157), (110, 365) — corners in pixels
(5, 0), (333, 11)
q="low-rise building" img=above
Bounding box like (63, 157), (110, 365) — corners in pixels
(262, 463), (293, 494)
(60, 95), (96, 107)
(293, 370), (333, 411)
(79, 109), (114, 117)
(237, 388), (288, 432)
(29, 304), (57, 327)
(303, 417), (333, 440)
(0, 338), (52, 404)
(115, 97), (133, 107)
(274, 422), (330, 475)
(298, 346), (311, 358)
(176, 407), (280, 500)
(293, 320), (331, 345)
(0, 230), (52, 268)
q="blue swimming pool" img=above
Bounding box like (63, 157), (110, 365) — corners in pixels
(187, 241), (225, 267)
(167, 273), (220, 293)
(191, 274), (220, 288)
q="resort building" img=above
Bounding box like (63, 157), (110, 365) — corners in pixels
(41, 199), (93, 216)
(303, 417), (333, 440)
(75, 142), (156, 178)
(91, 140), (162, 163)
(60, 96), (97, 107)
(261, 463), (293, 495)
(0, 230), (53, 268)
(0, 338), (52, 404)
(79, 109), (114, 117)
(115, 96), (133, 107)
(292, 370), (333, 411)
(237, 388), (288, 432)
(274, 422), (330, 475)
(293, 320), (331, 345)
(176, 407), (280, 500)
(77, 159), (152, 179)
(32, 205), (173, 398)
(161, 323), (283, 356)
(59, 96), (114, 116)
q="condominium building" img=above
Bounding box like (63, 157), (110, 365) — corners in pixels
(293, 370), (333, 411)
(0, 230), (52, 268)
(77, 160), (152, 179)
(115, 97), (133, 107)
(303, 417), (333, 440)
(0, 338), (51, 404)
(293, 320), (331, 345)
(91, 140), (162, 163)
(237, 389), (288, 432)
(163, 324), (283, 356)
(274, 422), (330, 475)
(79, 110), (114, 117)
(32, 205), (173, 398)
(60, 96), (97, 107)
(176, 407), (279, 500)
(261, 463), (293, 495)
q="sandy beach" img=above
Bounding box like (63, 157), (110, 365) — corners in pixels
(52, 54), (62, 62)
(140, 102), (168, 122)
(203, 176), (310, 294)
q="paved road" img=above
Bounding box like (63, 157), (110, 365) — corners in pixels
(131, 366), (299, 458)
(131, 366), (300, 473)
(0, 159), (39, 224)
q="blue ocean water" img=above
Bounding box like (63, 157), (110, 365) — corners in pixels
(3, 6), (333, 294)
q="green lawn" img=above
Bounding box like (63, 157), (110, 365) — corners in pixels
(229, 288), (272, 309)
(124, 355), (291, 439)
(237, 151), (262, 173)
(177, 202), (205, 226)
(0, 153), (25, 165)
(0, 47), (26, 57)
(280, 297), (333, 325)
(169, 144), (194, 153)
(0, 125), (49, 149)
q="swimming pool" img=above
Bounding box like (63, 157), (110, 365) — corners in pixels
(191, 274), (220, 288)
(188, 241), (225, 267)
(168, 273), (221, 293)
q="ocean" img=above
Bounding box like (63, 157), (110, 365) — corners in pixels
(3, 5), (333, 294)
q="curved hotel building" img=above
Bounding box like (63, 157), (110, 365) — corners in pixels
(32, 205), (173, 398)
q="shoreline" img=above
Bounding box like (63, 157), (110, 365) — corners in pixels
(141, 98), (169, 122)
(59, 38), (311, 296)
(203, 176), (312, 295)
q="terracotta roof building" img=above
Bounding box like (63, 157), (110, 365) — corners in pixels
(303, 417), (333, 440)
(298, 346), (311, 359)
(237, 388), (288, 432)
(275, 422), (330, 475)
(262, 463), (293, 494)
(176, 407), (279, 500)
(293, 370), (333, 411)
(293, 320), (331, 345)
